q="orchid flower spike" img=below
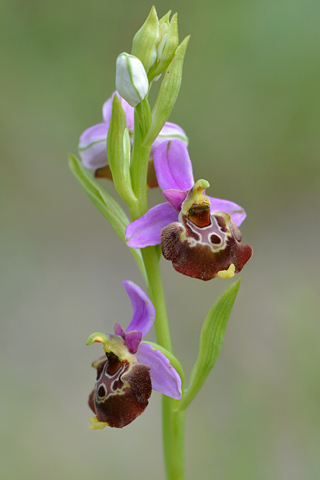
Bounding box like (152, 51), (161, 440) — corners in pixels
(78, 92), (188, 187)
(126, 140), (252, 281)
(87, 280), (182, 429)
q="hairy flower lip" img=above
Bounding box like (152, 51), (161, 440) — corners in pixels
(161, 212), (253, 281)
(87, 280), (182, 429)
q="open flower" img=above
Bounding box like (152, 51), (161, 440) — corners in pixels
(126, 140), (252, 280)
(78, 92), (188, 186)
(87, 280), (182, 429)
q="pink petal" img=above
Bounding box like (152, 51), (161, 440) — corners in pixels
(103, 92), (134, 133)
(125, 203), (178, 248)
(136, 343), (182, 399)
(162, 189), (187, 211)
(209, 196), (246, 227)
(124, 331), (143, 354)
(151, 122), (188, 155)
(78, 123), (109, 169)
(123, 280), (155, 337)
(153, 140), (194, 191)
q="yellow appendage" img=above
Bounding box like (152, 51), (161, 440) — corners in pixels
(217, 264), (235, 279)
(89, 415), (108, 430)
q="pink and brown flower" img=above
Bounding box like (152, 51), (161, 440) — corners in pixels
(126, 140), (252, 280)
(87, 280), (181, 429)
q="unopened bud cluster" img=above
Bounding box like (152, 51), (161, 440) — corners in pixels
(116, 7), (180, 106)
(131, 7), (179, 81)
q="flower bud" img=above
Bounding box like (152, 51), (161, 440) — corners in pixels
(116, 53), (149, 107)
(157, 19), (169, 58)
(157, 13), (179, 70)
(144, 37), (190, 146)
(131, 6), (159, 74)
(148, 12), (179, 81)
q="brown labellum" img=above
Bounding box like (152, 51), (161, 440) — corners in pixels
(161, 212), (252, 281)
(89, 353), (152, 428)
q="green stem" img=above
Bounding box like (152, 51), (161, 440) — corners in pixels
(162, 396), (173, 478)
(171, 403), (186, 480)
(141, 247), (172, 351)
(162, 398), (186, 480)
(141, 246), (186, 480)
(128, 96), (186, 480)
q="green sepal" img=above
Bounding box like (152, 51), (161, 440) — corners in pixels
(69, 154), (128, 239)
(142, 341), (185, 391)
(144, 36), (190, 147)
(107, 95), (137, 206)
(178, 279), (241, 411)
(148, 13), (179, 82)
(131, 6), (159, 74)
(68, 155), (146, 280)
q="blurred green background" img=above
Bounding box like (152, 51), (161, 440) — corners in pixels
(1, 0), (319, 479)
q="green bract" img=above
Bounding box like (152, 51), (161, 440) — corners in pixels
(107, 95), (137, 206)
(68, 155), (145, 279)
(68, 154), (128, 238)
(178, 279), (241, 411)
